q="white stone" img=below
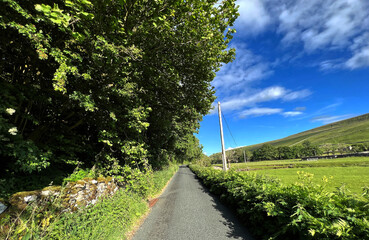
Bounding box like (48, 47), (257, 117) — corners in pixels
(0, 202), (7, 214)
(76, 192), (85, 202)
(97, 183), (106, 193)
(24, 195), (37, 202)
(91, 180), (98, 184)
(41, 190), (51, 196)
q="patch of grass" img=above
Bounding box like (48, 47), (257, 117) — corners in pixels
(215, 157), (369, 194)
(253, 166), (369, 194)
(45, 190), (148, 240)
(149, 164), (179, 198)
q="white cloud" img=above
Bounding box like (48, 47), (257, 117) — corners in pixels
(278, 0), (369, 69)
(217, 86), (311, 113)
(277, 0), (369, 51)
(238, 108), (304, 118)
(295, 100), (343, 121)
(311, 114), (354, 124)
(213, 45), (272, 97)
(239, 107), (282, 118)
(315, 101), (343, 115)
(345, 46), (369, 69)
(234, 0), (369, 70)
(283, 89), (312, 101)
(319, 59), (344, 71)
(220, 86), (285, 112)
(283, 111), (303, 117)
(236, 0), (271, 34)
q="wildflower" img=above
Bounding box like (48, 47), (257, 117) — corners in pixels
(6, 108), (16, 115)
(8, 127), (18, 135)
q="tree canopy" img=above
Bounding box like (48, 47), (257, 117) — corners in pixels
(0, 0), (239, 175)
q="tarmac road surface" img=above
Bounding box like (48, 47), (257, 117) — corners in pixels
(132, 165), (255, 240)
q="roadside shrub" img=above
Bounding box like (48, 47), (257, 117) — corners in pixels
(1, 164), (179, 239)
(62, 168), (95, 184)
(190, 165), (369, 240)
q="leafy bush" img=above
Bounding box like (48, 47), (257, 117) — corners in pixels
(190, 165), (369, 240)
(62, 168), (95, 184)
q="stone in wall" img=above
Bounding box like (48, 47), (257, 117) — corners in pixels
(0, 202), (6, 215)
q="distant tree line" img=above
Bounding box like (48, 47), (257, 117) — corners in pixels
(210, 141), (369, 163)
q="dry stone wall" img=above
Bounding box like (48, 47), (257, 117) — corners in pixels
(4, 177), (120, 213)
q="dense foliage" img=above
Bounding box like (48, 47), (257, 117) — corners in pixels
(1, 164), (178, 239)
(0, 0), (238, 179)
(190, 165), (369, 240)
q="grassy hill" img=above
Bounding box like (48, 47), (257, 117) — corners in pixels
(211, 113), (369, 157)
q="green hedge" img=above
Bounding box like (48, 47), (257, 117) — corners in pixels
(190, 165), (369, 240)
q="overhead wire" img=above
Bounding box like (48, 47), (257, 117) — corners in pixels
(221, 111), (238, 148)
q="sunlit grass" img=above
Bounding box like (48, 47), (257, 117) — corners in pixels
(219, 157), (369, 170)
(214, 157), (369, 194)
(252, 166), (369, 194)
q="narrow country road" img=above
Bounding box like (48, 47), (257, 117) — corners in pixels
(132, 166), (255, 240)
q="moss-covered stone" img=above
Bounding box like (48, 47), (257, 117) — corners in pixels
(9, 190), (40, 210)
(6, 177), (120, 214)
(97, 176), (106, 183)
(106, 176), (113, 182)
(76, 180), (86, 185)
(42, 186), (62, 192)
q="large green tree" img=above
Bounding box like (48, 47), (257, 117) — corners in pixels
(0, 0), (238, 174)
(252, 144), (278, 161)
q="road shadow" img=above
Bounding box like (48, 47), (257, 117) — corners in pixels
(185, 167), (256, 240)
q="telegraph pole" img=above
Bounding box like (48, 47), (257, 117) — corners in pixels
(243, 150), (247, 163)
(218, 102), (228, 171)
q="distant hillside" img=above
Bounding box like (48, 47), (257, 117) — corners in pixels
(210, 113), (369, 157)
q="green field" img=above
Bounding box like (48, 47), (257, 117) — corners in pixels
(216, 157), (369, 194)
(217, 156), (369, 170)
(253, 167), (368, 194)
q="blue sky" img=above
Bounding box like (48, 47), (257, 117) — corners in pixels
(197, 0), (369, 156)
